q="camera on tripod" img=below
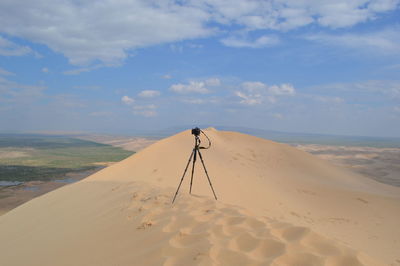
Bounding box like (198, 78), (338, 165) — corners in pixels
(172, 127), (217, 203)
(191, 127), (201, 136)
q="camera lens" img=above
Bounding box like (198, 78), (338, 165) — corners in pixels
(192, 127), (200, 136)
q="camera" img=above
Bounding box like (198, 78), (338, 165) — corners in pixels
(191, 127), (200, 136)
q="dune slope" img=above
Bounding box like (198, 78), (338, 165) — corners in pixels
(0, 129), (399, 265)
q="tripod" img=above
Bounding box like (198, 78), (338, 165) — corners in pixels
(172, 133), (217, 203)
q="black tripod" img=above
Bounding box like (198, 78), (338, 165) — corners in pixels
(172, 128), (217, 203)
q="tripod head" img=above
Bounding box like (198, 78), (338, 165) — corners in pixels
(191, 127), (211, 149)
(191, 127), (201, 136)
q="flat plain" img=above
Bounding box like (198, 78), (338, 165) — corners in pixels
(294, 144), (400, 187)
(0, 134), (134, 214)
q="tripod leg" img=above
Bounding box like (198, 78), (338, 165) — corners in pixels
(172, 149), (195, 203)
(189, 148), (197, 194)
(197, 150), (218, 200)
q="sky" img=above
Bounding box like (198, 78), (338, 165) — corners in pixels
(0, 0), (399, 137)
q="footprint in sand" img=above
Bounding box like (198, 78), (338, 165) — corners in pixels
(123, 188), (379, 266)
(356, 197), (369, 204)
(272, 252), (324, 266)
(325, 254), (364, 266)
(212, 248), (253, 265)
(232, 232), (260, 252)
(169, 231), (210, 248)
(301, 233), (342, 256)
(137, 221), (153, 230)
(251, 238), (286, 259)
(274, 226), (311, 242)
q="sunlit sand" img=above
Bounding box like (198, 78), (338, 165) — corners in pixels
(0, 128), (399, 265)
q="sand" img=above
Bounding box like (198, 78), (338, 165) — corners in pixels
(0, 128), (399, 265)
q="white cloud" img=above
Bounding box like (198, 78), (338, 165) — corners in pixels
(242, 81), (267, 92)
(205, 78), (221, 87)
(393, 106), (400, 112)
(1, 0), (398, 65)
(121, 95), (134, 105)
(181, 98), (206, 104)
(180, 96), (220, 104)
(170, 81), (210, 94)
(42, 67), (49, 73)
(169, 44), (185, 53)
(162, 74), (172, 79)
(221, 35), (280, 48)
(0, 36), (33, 56)
(235, 91), (263, 105)
(0, 1), (212, 65)
(236, 82), (270, 105)
(360, 80), (400, 98)
(0, 76), (45, 103)
(89, 111), (112, 117)
(170, 78), (220, 94)
(133, 104), (157, 117)
(269, 83), (295, 95)
(235, 81), (295, 105)
(121, 95), (157, 116)
(369, 0), (400, 12)
(205, 0), (399, 30)
(138, 90), (160, 98)
(318, 80), (400, 99)
(0, 67), (14, 76)
(271, 113), (283, 119)
(134, 110), (157, 117)
(52, 94), (87, 108)
(63, 64), (106, 75)
(133, 104), (156, 110)
(305, 26), (400, 55)
(313, 96), (344, 104)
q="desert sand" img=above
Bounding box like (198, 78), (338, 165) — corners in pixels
(0, 128), (399, 266)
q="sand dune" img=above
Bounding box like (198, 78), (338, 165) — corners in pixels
(0, 128), (399, 265)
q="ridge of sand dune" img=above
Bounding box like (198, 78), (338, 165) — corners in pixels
(1, 129), (399, 265)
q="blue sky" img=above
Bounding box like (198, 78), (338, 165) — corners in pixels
(0, 0), (399, 137)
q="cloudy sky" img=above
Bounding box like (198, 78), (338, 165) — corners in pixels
(1, 0), (399, 137)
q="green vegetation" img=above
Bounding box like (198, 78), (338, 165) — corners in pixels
(0, 135), (134, 182)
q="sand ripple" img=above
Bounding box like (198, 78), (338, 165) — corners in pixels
(125, 188), (379, 266)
